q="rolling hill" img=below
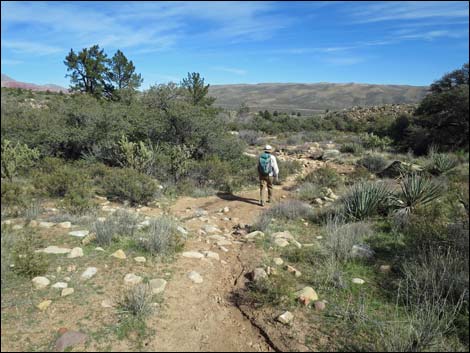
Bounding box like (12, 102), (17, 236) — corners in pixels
(208, 82), (428, 112)
(1, 74), (68, 93)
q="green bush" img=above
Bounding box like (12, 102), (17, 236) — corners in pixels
(137, 216), (184, 256)
(357, 154), (389, 173)
(296, 182), (323, 202)
(12, 232), (49, 278)
(361, 133), (392, 151)
(340, 143), (364, 154)
(302, 166), (342, 188)
(100, 167), (159, 205)
(63, 185), (96, 215)
(1, 139), (40, 181)
(426, 151), (459, 175)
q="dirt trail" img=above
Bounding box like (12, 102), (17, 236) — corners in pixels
(145, 167), (307, 351)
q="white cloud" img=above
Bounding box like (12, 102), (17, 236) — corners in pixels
(213, 66), (247, 75)
(2, 40), (62, 55)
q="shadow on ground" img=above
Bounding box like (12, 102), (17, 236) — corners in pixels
(216, 192), (261, 206)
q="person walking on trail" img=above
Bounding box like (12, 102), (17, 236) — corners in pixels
(258, 144), (279, 206)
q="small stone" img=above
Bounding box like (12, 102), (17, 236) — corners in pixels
(111, 249), (126, 260)
(379, 265), (391, 274)
(52, 282), (68, 289)
(291, 240), (302, 249)
(177, 226), (188, 235)
(296, 287), (318, 306)
(61, 288), (74, 297)
(134, 256), (146, 263)
(274, 238), (289, 247)
(37, 300), (52, 311)
(12, 224), (23, 230)
(63, 277), (71, 282)
(182, 251), (204, 259)
(352, 278), (365, 285)
(68, 230), (89, 238)
(124, 273), (142, 286)
(36, 246), (71, 255)
(39, 221), (55, 228)
(101, 299), (114, 308)
(67, 247), (84, 259)
(219, 246), (229, 252)
(56, 266), (62, 273)
(95, 247), (105, 251)
(81, 233), (96, 245)
(202, 251), (220, 261)
(32, 276), (50, 289)
(188, 271), (203, 284)
(277, 311), (294, 325)
(223, 207), (230, 213)
(244, 231), (265, 241)
(351, 245), (375, 260)
(58, 222), (72, 229)
(81, 267), (97, 280)
(217, 240), (232, 246)
(286, 265), (302, 277)
(67, 265), (77, 272)
(54, 331), (87, 352)
(149, 278), (167, 294)
(97, 217), (106, 222)
(314, 300), (326, 312)
(252, 268), (268, 282)
(202, 225), (221, 234)
(316, 236), (323, 240)
(271, 231), (294, 241)
(273, 258), (284, 266)
(29, 220), (39, 227)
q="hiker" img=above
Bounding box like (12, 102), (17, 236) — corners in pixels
(258, 144), (279, 206)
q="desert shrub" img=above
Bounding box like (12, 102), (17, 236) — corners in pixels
(426, 151), (459, 175)
(296, 182), (323, 202)
(1, 139), (40, 181)
(357, 154), (389, 173)
(277, 159), (302, 180)
(243, 272), (296, 307)
(117, 283), (154, 317)
(1, 180), (34, 217)
(24, 200), (42, 221)
(1, 227), (16, 288)
(117, 135), (155, 175)
(265, 200), (313, 220)
(393, 173), (443, 215)
(137, 216), (184, 257)
(12, 231), (49, 278)
(345, 166), (371, 184)
(63, 185), (96, 215)
(361, 133), (393, 151)
(324, 218), (374, 263)
(239, 130), (265, 146)
(303, 166), (342, 188)
(100, 167), (159, 205)
(340, 143), (364, 155)
(92, 210), (139, 246)
(340, 181), (392, 220)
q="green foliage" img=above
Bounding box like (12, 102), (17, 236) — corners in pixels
(357, 154), (389, 173)
(302, 166), (342, 188)
(361, 133), (392, 151)
(100, 167), (158, 205)
(296, 182), (323, 202)
(117, 135), (154, 174)
(243, 272), (296, 307)
(92, 210), (139, 246)
(107, 49), (143, 91)
(340, 142), (364, 154)
(63, 185), (96, 215)
(394, 173), (443, 214)
(12, 231), (49, 278)
(426, 148), (459, 175)
(181, 72), (215, 106)
(137, 216), (184, 257)
(340, 181), (392, 221)
(1, 139), (40, 181)
(1, 180), (32, 212)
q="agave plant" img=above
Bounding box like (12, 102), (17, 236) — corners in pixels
(426, 146), (459, 175)
(394, 173), (442, 214)
(341, 181), (392, 221)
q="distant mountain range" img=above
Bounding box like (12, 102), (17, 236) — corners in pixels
(2, 73), (429, 111)
(209, 83), (429, 112)
(1, 74), (68, 93)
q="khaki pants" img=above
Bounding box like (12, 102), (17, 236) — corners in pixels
(259, 175), (273, 203)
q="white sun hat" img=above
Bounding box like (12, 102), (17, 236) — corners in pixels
(264, 144), (273, 151)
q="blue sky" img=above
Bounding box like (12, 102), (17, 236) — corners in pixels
(1, 1), (469, 89)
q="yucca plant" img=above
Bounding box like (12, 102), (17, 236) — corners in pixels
(426, 152), (459, 175)
(341, 181), (392, 221)
(394, 173), (442, 214)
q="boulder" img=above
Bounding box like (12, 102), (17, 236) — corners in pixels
(252, 268), (268, 282)
(149, 278), (167, 294)
(81, 267), (97, 280)
(322, 149), (341, 161)
(67, 247), (84, 259)
(277, 311), (294, 325)
(111, 249), (126, 260)
(68, 230), (89, 238)
(296, 287), (318, 305)
(61, 288), (74, 297)
(36, 246), (71, 255)
(32, 276), (50, 289)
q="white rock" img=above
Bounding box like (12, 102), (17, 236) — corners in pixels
(188, 271), (203, 284)
(149, 278), (167, 294)
(217, 239), (232, 246)
(271, 231), (294, 241)
(68, 230), (89, 238)
(124, 273), (142, 286)
(223, 207), (230, 213)
(101, 299), (114, 308)
(252, 268), (268, 282)
(244, 231), (265, 241)
(111, 249), (126, 259)
(32, 276), (50, 289)
(58, 222), (72, 229)
(219, 246), (229, 252)
(61, 288), (74, 297)
(177, 226), (188, 235)
(81, 267), (98, 280)
(352, 278), (365, 285)
(95, 247), (105, 251)
(67, 247), (84, 259)
(278, 311), (294, 325)
(273, 258), (284, 266)
(12, 224), (23, 230)
(63, 277), (71, 282)
(202, 251), (220, 261)
(292, 240), (303, 249)
(39, 222), (55, 228)
(203, 225), (221, 234)
(182, 251), (204, 259)
(134, 256), (146, 263)
(274, 238), (290, 247)
(52, 282), (68, 289)
(36, 246), (71, 255)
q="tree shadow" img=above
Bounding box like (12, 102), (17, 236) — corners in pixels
(216, 192), (261, 206)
